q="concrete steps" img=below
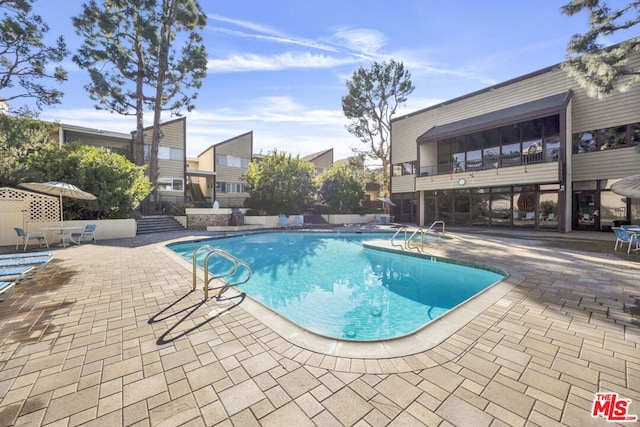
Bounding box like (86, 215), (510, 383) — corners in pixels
(136, 216), (184, 235)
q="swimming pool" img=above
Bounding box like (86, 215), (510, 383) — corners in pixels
(167, 232), (505, 341)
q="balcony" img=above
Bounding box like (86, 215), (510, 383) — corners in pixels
(418, 147), (558, 177)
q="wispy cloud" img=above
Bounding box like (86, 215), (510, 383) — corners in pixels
(207, 26), (340, 53)
(208, 14), (284, 37)
(207, 52), (357, 73)
(329, 27), (387, 56)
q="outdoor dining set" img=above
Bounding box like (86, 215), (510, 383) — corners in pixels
(612, 225), (640, 254)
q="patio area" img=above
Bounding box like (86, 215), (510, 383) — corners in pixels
(0, 228), (638, 426)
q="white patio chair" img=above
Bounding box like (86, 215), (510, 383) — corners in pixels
(14, 227), (49, 251)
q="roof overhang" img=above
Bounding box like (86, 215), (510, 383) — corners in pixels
(186, 169), (217, 177)
(417, 90), (573, 144)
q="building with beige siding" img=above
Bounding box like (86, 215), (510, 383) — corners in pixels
(188, 131), (253, 208)
(133, 117), (187, 207)
(390, 49), (640, 232)
(302, 149), (333, 175)
(60, 117), (188, 209)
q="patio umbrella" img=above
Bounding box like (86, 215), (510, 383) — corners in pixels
(611, 174), (640, 199)
(378, 197), (396, 215)
(18, 181), (97, 224)
(378, 197), (396, 207)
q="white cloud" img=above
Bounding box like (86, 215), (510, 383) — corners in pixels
(207, 14), (284, 37)
(329, 27), (387, 56)
(207, 52), (357, 73)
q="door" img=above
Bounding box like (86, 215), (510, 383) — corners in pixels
(574, 191), (599, 231)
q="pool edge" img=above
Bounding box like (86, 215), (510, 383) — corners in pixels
(159, 233), (525, 360)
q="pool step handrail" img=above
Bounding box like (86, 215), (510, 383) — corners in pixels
(406, 227), (426, 252)
(426, 221), (445, 235)
(390, 221), (445, 252)
(192, 245), (253, 300)
(391, 227), (408, 249)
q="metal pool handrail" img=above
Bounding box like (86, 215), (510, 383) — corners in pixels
(427, 220), (446, 235)
(192, 245), (253, 301)
(390, 221), (446, 252)
(391, 227), (408, 249)
(406, 227), (426, 252)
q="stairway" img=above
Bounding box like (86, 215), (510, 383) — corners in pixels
(305, 213), (329, 227)
(136, 216), (185, 235)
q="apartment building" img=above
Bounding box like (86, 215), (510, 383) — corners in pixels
(390, 48), (640, 232)
(188, 131), (253, 208)
(60, 117), (187, 207)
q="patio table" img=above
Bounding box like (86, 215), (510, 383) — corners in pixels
(41, 226), (84, 247)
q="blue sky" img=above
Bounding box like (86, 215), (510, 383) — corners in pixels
(17, 1), (620, 160)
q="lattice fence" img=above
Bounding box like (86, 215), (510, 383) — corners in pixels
(0, 187), (59, 223)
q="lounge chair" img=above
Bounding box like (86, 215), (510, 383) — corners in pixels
(279, 214), (297, 229)
(14, 227), (49, 251)
(612, 227), (640, 254)
(0, 266), (35, 283)
(0, 255), (52, 268)
(294, 216), (308, 228)
(0, 281), (17, 303)
(70, 224), (97, 244)
(0, 251), (52, 260)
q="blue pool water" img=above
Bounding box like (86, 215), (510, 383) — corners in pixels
(167, 232), (504, 341)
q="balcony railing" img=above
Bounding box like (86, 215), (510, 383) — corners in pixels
(418, 147), (559, 177)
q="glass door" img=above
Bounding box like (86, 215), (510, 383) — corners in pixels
(574, 191), (598, 231)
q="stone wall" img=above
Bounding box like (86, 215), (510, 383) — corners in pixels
(187, 213), (231, 230)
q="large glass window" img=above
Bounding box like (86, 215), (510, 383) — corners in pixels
(144, 145), (184, 161)
(491, 187), (512, 227)
(572, 122), (639, 153)
(600, 125), (630, 150)
(471, 188), (490, 226)
(157, 178), (184, 191)
(217, 182), (246, 193)
(454, 189), (471, 225)
(393, 162), (416, 176)
(600, 190), (627, 229)
(437, 190), (452, 222)
(513, 186), (537, 228)
(539, 191), (559, 228)
(428, 114), (562, 176)
(216, 154), (250, 168)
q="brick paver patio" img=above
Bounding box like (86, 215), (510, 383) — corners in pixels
(0, 229), (638, 426)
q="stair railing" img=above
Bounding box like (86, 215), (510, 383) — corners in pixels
(391, 226), (408, 249)
(192, 245), (253, 301)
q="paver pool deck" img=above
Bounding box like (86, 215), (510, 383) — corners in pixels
(0, 228), (638, 426)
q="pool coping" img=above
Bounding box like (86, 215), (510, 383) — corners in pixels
(159, 232), (525, 359)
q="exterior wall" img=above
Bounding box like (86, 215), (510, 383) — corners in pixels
(62, 130), (132, 157)
(210, 131), (253, 208)
(391, 47), (640, 232)
(138, 117), (187, 203)
(572, 147), (638, 182)
(393, 63), (640, 169)
(303, 149), (334, 174)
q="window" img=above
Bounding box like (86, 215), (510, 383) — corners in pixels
(572, 122), (639, 153)
(157, 178), (184, 191)
(216, 154), (250, 168)
(216, 182), (246, 193)
(432, 114), (560, 176)
(144, 145), (184, 161)
(392, 162), (416, 176)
